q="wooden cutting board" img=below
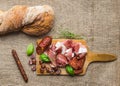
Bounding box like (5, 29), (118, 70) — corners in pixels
(36, 39), (117, 75)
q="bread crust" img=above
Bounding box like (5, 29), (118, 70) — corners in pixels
(22, 12), (54, 36)
(0, 5), (27, 34)
(0, 5), (54, 36)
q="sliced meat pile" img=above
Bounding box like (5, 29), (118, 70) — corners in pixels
(44, 39), (87, 70)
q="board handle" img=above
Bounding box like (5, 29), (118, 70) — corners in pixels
(80, 52), (117, 75)
(89, 52), (117, 62)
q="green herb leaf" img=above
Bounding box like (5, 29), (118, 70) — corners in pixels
(26, 43), (34, 56)
(40, 53), (51, 63)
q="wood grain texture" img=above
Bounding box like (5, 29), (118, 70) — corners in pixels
(0, 0), (120, 86)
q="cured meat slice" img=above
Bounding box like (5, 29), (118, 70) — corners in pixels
(78, 45), (87, 54)
(74, 69), (83, 74)
(73, 43), (80, 54)
(69, 57), (86, 70)
(63, 39), (73, 49)
(78, 52), (87, 59)
(50, 44), (56, 52)
(55, 42), (67, 54)
(55, 42), (62, 50)
(56, 54), (68, 67)
(36, 36), (52, 54)
(47, 49), (57, 66)
(69, 57), (78, 70)
(56, 47), (62, 54)
(76, 57), (86, 69)
(65, 48), (74, 60)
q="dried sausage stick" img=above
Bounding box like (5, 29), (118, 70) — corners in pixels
(12, 49), (28, 83)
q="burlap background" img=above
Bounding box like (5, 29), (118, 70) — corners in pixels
(0, 0), (120, 86)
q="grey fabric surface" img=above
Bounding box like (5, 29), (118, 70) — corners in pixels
(0, 0), (120, 86)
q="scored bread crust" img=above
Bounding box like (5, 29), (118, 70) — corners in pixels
(22, 9), (54, 36)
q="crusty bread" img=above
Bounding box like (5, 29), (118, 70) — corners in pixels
(22, 12), (54, 36)
(0, 5), (54, 36)
(22, 5), (54, 36)
(0, 5), (27, 34)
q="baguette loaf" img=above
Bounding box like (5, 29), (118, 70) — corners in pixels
(0, 5), (54, 36)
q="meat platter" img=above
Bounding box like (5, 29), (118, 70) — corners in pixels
(36, 36), (117, 76)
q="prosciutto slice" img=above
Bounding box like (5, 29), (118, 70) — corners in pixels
(50, 44), (56, 52)
(55, 42), (67, 54)
(65, 48), (74, 61)
(73, 43), (80, 54)
(78, 45), (87, 54)
(56, 54), (68, 67)
(63, 39), (73, 49)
